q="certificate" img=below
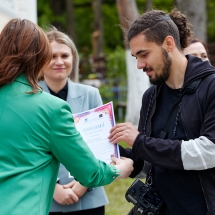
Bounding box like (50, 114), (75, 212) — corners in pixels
(73, 102), (120, 164)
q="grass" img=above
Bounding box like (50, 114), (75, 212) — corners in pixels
(104, 178), (134, 215)
(104, 142), (138, 215)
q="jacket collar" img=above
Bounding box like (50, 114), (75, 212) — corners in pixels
(39, 79), (84, 113)
(67, 79), (82, 99)
(14, 73), (31, 86)
(154, 55), (215, 96)
(39, 79), (82, 98)
(67, 79), (84, 112)
(183, 54), (215, 87)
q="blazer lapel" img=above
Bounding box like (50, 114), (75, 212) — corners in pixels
(39, 80), (84, 114)
(67, 80), (84, 114)
(39, 81), (50, 93)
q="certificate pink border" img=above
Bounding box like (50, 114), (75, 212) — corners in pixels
(73, 102), (119, 158)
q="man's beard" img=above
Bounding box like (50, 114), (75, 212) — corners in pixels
(148, 48), (172, 85)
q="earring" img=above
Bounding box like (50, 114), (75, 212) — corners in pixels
(39, 73), (45, 81)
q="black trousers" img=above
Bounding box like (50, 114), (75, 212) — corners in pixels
(49, 206), (104, 215)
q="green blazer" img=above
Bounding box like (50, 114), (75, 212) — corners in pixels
(0, 74), (119, 215)
(40, 80), (109, 212)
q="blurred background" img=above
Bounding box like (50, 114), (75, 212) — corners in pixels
(1, 0), (215, 127)
(1, 1), (215, 214)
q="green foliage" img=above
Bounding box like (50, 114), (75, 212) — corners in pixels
(102, 3), (124, 52)
(37, 0), (123, 52)
(38, 0), (215, 52)
(149, 0), (174, 11)
(78, 46), (94, 80)
(99, 82), (113, 104)
(136, 0), (174, 13)
(74, 1), (94, 50)
(106, 46), (126, 82)
(99, 46), (127, 108)
(98, 46), (127, 121)
(104, 178), (134, 215)
(207, 0), (215, 43)
(37, 0), (52, 28)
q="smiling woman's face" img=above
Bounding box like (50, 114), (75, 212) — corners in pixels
(43, 40), (73, 83)
(183, 42), (209, 61)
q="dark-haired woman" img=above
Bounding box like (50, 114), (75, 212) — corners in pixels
(0, 19), (133, 215)
(183, 38), (209, 61)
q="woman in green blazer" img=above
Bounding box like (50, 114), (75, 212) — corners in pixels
(0, 19), (133, 215)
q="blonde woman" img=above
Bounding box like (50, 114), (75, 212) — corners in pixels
(39, 27), (110, 215)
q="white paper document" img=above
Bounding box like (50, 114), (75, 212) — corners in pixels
(73, 102), (120, 164)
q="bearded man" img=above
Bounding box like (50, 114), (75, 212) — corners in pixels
(109, 8), (215, 215)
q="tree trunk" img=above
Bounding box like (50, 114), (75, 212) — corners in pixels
(50, 0), (65, 30)
(146, 0), (153, 11)
(92, 0), (104, 58)
(65, 0), (77, 45)
(174, 0), (207, 43)
(116, 0), (151, 126)
(116, 0), (139, 49)
(91, 0), (106, 79)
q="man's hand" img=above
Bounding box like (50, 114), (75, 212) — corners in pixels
(108, 122), (139, 147)
(111, 155), (134, 179)
(63, 180), (88, 198)
(53, 183), (79, 205)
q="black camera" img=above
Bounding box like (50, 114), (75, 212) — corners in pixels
(125, 179), (163, 215)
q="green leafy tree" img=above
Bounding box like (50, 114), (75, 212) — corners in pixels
(37, 0), (215, 117)
(38, 0), (215, 53)
(207, 0), (215, 43)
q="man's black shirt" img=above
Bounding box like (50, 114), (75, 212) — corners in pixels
(151, 83), (207, 215)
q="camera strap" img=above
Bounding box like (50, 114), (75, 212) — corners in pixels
(146, 79), (202, 185)
(159, 78), (201, 140)
(146, 165), (154, 185)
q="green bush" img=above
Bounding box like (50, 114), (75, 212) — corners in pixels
(99, 46), (127, 122)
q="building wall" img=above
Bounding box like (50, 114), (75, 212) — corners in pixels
(0, 0), (37, 32)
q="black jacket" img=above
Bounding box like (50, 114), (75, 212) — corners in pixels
(120, 55), (215, 214)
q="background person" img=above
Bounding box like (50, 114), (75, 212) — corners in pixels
(109, 8), (215, 215)
(183, 37), (209, 61)
(0, 18), (134, 215)
(39, 27), (109, 215)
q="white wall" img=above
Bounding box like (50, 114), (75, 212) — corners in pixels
(15, 0), (37, 24)
(0, 0), (37, 31)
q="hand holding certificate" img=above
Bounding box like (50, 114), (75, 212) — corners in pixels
(73, 102), (120, 164)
